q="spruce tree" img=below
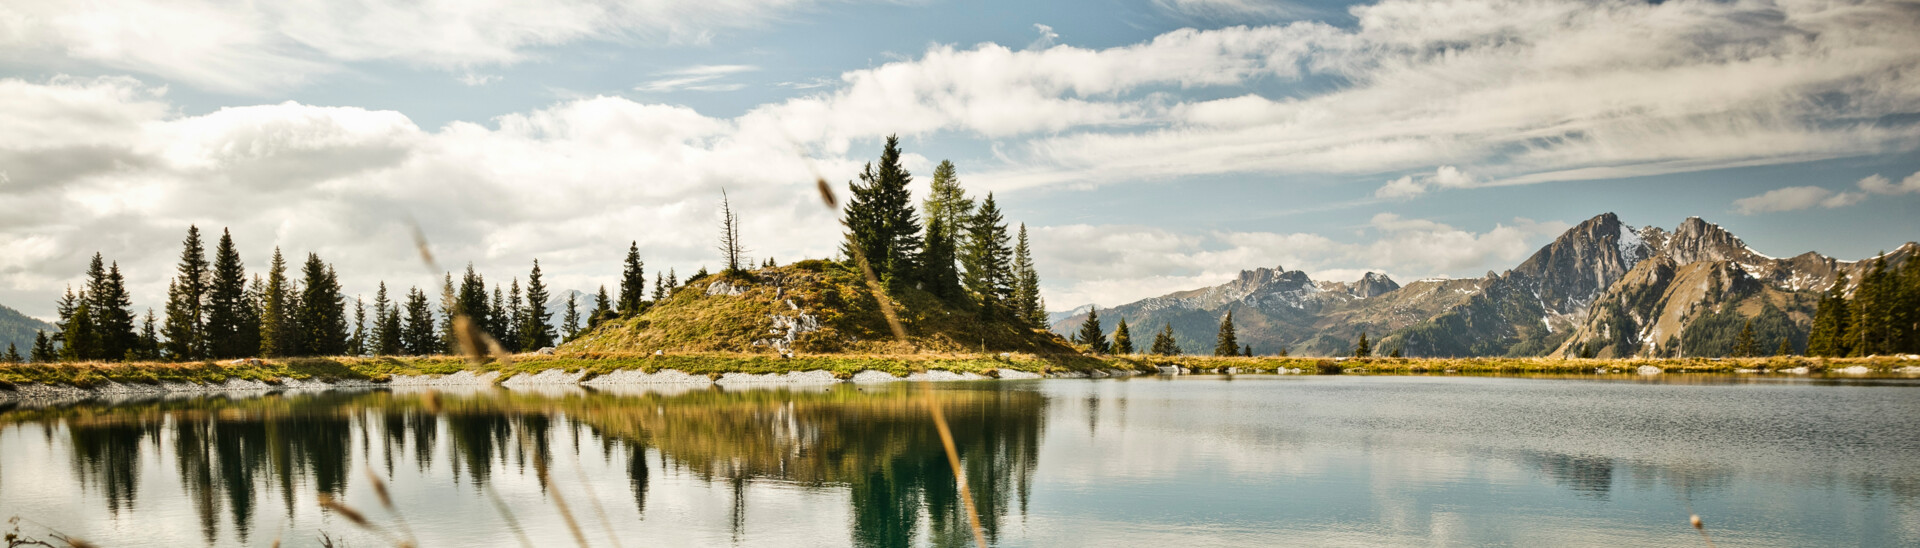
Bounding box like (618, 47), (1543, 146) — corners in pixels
(961, 194), (1014, 318)
(81, 256), (136, 360)
(1110, 318), (1133, 355)
(591, 285), (613, 328)
(921, 215), (962, 300)
(259, 248), (296, 358)
(840, 135), (922, 286)
(1075, 308), (1108, 354)
(521, 260), (555, 351)
(667, 269), (677, 289)
(204, 229), (253, 358)
(1150, 323), (1180, 356)
(1244, 344), (1253, 357)
(489, 287), (507, 346)
(1353, 331), (1372, 358)
(1776, 337), (1793, 357)
(652, 274), (666, 302)
(62, 299), (94, 361)
(923, 160), (973, 245)
(1808, 274), (1852, 356)
(505, 278), (524, 352)
(1011, 224), (1046, 329)
(562, 292), (581, 340)
(439, 273), (458, 353)
(1849, 256), (1893, 356)
(162, 225), (209, 360)
(297, 255), (347, 356)
(1214, 311), (1239, 357)
(138, 309), (159, 360)
(349, 296), (367, 356)
(32, 332), (55, 362)
(1733, 320), (1757, 358)
(457, 264), (491, 338)
(374, 282), (402, 355)
(403, 287), (437, 355)
(619, 242), (646, 317)
(4, 343), (20, 363)
(53, 286), (77, 359)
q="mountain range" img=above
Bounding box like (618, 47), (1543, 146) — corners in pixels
(0, 302), (54, 356)
(1050, 213), (1917, 358)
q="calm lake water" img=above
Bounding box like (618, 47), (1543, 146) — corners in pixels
(1, 375), (1916, 547)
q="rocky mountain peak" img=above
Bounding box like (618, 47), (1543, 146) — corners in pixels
(1665, 216), (1752, 265)
(1353, 272), (1400, 298)
(1509, 212), (1645, 314)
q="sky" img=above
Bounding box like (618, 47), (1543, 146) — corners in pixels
(2, 0), (1918, 322)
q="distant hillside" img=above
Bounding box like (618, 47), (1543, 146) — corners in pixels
(564, 260), (1075, 354)
(1052, 213), (1917, 358)
(0, 303), (54, 356)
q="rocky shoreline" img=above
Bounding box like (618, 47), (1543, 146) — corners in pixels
(0, 366), (1135, 405)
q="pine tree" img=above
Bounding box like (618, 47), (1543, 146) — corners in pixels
(4, 343), (21, 363)
(374, 282), (402, 356)
(1732, 320), (1757, 358)
(590, 285), (613, 328)
(457, 264), (491, 340)
(1110, 318), (1133, 355)
(1010, 224), (1046, 329)
(53, 286), (77, 359)
(961, 194), (1014, 318)
(82, 256), (137, 361)
(32, 332), (55, 362)
(62, 298), (93, 361)
(204, 229), (254, 359)
(923, 160), (973, 244)
(521, 260), (555, 351)
(562, 292), (581, 341)
(1243, 344), (1253, 357)
(1849, 256), (1894, 356)
(1808, 274), (1852, 356)
(921, 215), (962, 300)
(652, 274), (666, 302)
(403, 287), (437, 355)
(505, 278), (524, 352)
(1075, 308), (1108, 354)
(1150, 323), (1180, 356)
(667, 269), (678, 289)
(1353, 331), (1372, 358)
(489, 287), (507, 347)
(259, 248), (297, 358)
(619, 242), (646, 317)
(1214, 311), (1239, 357)
(162, 226), (209, 360)
(840, 135), (922, 286)
(297, 255), (347, 356)
(137, 309), (159, 360)
(1776, 337), (1793, 357)
(439, 273), (458, 353)
(349, 296), (367, 356)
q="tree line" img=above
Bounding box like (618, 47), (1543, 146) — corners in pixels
(838, 136), (1048, 329)
(17, 225), (705, 363)
(1806, 254), (1920, 357)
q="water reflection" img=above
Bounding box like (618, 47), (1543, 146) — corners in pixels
(4, 384), (1043, 547)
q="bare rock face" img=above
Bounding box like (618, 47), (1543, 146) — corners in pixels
(1352, 272), (1400, 298)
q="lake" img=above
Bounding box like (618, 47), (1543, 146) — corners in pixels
(1, 375), (1915, 546)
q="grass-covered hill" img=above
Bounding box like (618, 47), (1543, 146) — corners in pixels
(562, 260), (1077, 355)
(0, 303), (53, 356)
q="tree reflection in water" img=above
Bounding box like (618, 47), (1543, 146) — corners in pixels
(6, 383), (1045, 547)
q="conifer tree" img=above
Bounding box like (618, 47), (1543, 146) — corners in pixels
(138, 309), (159, 360)
(1732, 320), (1757, 358)
(1244, 344), (1253, 357)
(1776, 337), (1793, 357)
(259, 248), (297, 358)
(32, 332), (55, 362)
(297, 255), (347, 356)
(374, 282), (402, 355)
(1214, 311), (1239, 357)
(667, 269), (678, 289)
(1010, 224), (1046, 329)
(920, 215), (962, 300)
(82, 256), (137, 361)
(961, 194), (1014, 317)
(923, 160), (973, 245)
(439, 274), (458, 352)
(1075, 308), (1108, 354)
(204, 229), (254, 358)
(521, 260), (555, 351)
(1388, 346), (1401, 358)
(1353, 331), (1372, 358)
(1278, 345), (1288, 357)
(652, 274), (666, 302)
(3, 343), (20, 363)
(1849, 256), (1893, 356)
(162, 225), (209, 360)
(1808, 274), (1852, 356)
(505, 278), (524, 352)
(562, 292), (581, 341)
(1110, 318), (1133, 355)
(840, 135), (922, 286)
(457, 264), (491, 339)
(62, 298), (93, 362)
(1150, 323), (1180, 356)
(716, 190), (746, 274)
(489, 287), (507, 346)
(53, 286), (77, 359)
(590, 285), (613, 328)
(349, 296), (367, 356)
(619, 242), (646, 317)
(403, 287), (437, 355)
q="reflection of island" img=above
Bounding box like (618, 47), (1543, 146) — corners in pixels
(7, 384), (1045, 547)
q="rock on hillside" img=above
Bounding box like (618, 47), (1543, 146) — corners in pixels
(563, 260), (1075, 355)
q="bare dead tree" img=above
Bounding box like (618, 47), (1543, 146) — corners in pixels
(716, 189), (747, 274)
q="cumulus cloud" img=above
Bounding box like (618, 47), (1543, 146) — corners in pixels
(1373, 165), (1475, 199)
(1732, 186), (1862, 215)
(1029, 215), (1567, 308)
(1856, 171), (1920, 195)
(0, 0), (842, 93)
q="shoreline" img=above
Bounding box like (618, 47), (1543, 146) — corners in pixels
(3, 353), (1916, 404)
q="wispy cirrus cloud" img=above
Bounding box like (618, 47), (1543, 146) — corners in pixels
(636, 64), (760, 92)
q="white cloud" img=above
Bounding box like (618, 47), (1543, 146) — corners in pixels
(1856, 171), (1920, 195)
(1372, 165), (1474, 199)
(1030, 215), (1566, 308)
(0, 0), (839, 94)
(636, 65), (760, 92)
(1374, 175), (1423, 199)
(1154, 0), (1306, 19)
(1028, 24), (1059, 50)
(1732, 185), (1862, 215)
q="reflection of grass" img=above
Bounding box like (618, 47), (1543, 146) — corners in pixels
(3, 353), (1909, 388)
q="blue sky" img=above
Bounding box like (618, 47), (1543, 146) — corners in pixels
(2, 0), (1918, 320)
